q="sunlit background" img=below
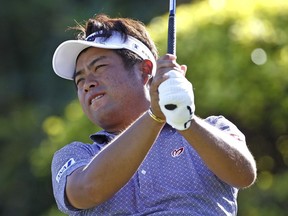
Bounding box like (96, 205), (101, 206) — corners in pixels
(1, 0), (287, 215)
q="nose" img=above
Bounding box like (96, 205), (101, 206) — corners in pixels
(83, 74), (99, 92)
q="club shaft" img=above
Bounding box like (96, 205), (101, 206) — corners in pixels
(168, 0), (176, 55)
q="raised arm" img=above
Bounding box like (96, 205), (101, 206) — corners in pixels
(66, 112), (165, 209)
(152, 54), (257, 188)
(180, 116), (257, 188)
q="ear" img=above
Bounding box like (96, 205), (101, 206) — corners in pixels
(140, 59), (153, 84)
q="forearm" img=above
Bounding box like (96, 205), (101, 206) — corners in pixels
(180, 116), (257, 188)
(66, 111), (165, 209)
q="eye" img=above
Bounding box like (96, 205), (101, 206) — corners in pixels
(73, 63), (108, 88)
(75, 77), (85, 87)
(94, 64), (108, 72)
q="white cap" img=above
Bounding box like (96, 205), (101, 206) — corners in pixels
(52, 30), (157, 80)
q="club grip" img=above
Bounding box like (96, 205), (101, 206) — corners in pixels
(167, 15), (176, 55)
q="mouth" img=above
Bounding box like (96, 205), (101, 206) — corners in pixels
(90, 94), (105, 105)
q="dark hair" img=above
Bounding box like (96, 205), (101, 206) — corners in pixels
(72, 14), (158, 71)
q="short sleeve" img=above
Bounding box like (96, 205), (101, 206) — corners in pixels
(205, 115), (246, 142)
(51, 141), (97, 215)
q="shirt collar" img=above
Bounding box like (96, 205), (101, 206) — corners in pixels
(90, 124), (173, 145)
(90, 130), (116, 145)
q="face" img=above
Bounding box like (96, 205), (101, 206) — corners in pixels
(75, 47), (150, 133)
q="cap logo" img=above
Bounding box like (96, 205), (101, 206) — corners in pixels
(133, 43), (139, 49)
(86, 30), (106, 41)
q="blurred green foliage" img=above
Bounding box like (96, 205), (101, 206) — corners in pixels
(1, 0), (288, 215)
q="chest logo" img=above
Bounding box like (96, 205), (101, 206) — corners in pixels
(171, 147), (185, 157)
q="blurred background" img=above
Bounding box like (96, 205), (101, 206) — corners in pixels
(0, 0), (287, 215)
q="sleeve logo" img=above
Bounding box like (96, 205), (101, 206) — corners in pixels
(56, 158), (75, 183)
(229, 133), (245, 142)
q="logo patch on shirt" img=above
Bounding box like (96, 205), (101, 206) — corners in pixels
(56, 158), (75, 183)
(171, 147), (184, 157)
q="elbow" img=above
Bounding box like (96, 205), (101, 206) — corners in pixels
(67, 177), (108, 210)
(69, 184), (106, 209)
(238, 172), (257, 189)
(233, 151), (258, 188)
(234, 163), (257, 189)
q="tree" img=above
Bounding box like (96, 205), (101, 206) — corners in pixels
(1, 0), (288, 215)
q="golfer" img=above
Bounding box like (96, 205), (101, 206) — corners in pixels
(51, 14), (257, 215)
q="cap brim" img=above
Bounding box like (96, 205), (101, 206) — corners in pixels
(52, 40), (121, 80)
(52, 32), (156, 80)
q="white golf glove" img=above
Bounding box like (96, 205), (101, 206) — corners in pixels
(158, 70), (195, 130)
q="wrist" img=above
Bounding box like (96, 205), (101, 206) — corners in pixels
(147, 108), (166, 124)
